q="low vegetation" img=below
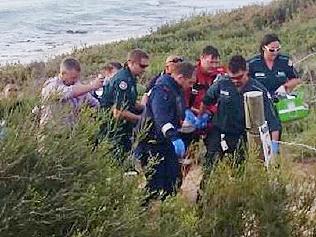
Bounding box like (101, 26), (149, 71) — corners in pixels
(1, 0), (316, 236)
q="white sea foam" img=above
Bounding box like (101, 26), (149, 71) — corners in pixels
(0, 0), (270, 65)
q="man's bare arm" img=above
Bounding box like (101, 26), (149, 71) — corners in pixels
(112, 108), (141, 123)
(69, 78), (103, 98)
(284, 78), (301, 92)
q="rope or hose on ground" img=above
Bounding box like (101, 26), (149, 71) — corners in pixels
(277, 140), (316, 153)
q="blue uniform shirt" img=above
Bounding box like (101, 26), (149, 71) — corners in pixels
(147, 74), (186, 142)
(100, 66), (139, 144)
(145, 71), (165, 93)
(100, 66), (138, 113)
(203, 76), (281, 135)
(248, 54), (298, 94)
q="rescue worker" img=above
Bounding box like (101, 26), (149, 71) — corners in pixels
(184, 45), (226, 146)
(100, 49), (149, 153)
(248, 33), (301, 96)
(141, 55), (183, 105)
(145, 55), (183, 92)
(202, 55), (281, 168)
(135, 61), (196, 199)
(188, 45), (226, 114)
(248, 33), (301, 153)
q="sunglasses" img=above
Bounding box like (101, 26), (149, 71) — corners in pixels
(139, 63), (149, 69)
(264, 46), (281, 52)
(230, 73), (245, 81)
(167, 58), (183, 64)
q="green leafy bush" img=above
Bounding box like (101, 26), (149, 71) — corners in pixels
(1, 0), (316, 236)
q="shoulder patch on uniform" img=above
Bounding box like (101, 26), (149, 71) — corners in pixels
(119, 81), (128, 90)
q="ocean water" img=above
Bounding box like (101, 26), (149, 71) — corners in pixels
(0, 0), (270, 65)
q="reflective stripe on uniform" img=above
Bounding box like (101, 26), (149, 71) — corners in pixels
(161, 123), (175, 136)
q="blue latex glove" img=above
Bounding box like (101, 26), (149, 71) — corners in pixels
(195, 113), (211, 129)
(184, 109), (197, 126)
(172, 139), (186, 157)
(271, 140), (280, 155)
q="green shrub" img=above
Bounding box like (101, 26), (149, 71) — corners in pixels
(0, 104), (147, 237)
(1, 0), (316, 236)
(198, 154), (291, 237)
